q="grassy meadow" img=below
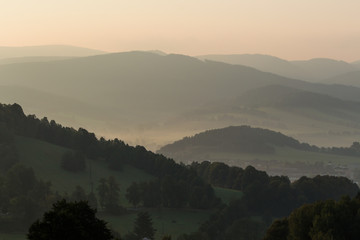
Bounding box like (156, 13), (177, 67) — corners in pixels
(14, 136), (154, 206)
(6, 136), (245, 239)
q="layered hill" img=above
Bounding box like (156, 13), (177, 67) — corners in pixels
(2, 51), (360, 107)
(352, 60), (360, 69)
(1, 51), (360, 149)
(158, 125), (360, 179)
(198, 54), (357, 82)
(197, 54), (306, 80)
(0, 103), (223, 238)
(1, 103), (358, 239)
(159, 125), (308, 155)
(237, 85), (360, 111)
(322, 71), (360, 88)
(164, 84), (360, 148)
(291, 58), (356, 81)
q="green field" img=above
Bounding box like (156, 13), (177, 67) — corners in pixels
(103, 208), (214, 239)
(0, 233), (25, 240)
(214, 187), (243, 204)
(14, 136), (155, 206)
(7, 136), (244, 239)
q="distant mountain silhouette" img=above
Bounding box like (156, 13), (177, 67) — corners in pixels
(198, 54), (305, 80)
(0, 51), (304, 116)
(237, 85), (360, 111)
(291, 58), (356, 81)
(198, 54), (356, 82)
(0, 85), (111, 123)
(0, 45), (106, 59)
(1, 50), (360, 149)
(1, 51), (360, 109)
(147, 50), (167, 56)
(321, 71), (360, 88)
(352, 60), (360, 69)
(162, 83), (360, 149)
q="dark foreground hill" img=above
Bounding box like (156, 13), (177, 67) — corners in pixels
(0, 102), (223, 238)
(0, 103), (359, 240)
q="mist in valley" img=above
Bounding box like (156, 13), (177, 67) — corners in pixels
(2, 1), (360, 239)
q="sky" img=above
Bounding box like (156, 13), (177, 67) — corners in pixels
(1, 0), (360, 61)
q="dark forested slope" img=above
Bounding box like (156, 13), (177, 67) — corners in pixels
(0, 103), (220, 211)
(158, 125), (316, 155)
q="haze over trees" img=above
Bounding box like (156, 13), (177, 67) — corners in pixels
(0, 102), (359, 239)
(158, 125), (360, 180)
(1, 50), (360, 149)
(1, 43), (360, 239)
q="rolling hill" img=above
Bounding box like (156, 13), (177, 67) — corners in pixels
(0, 103), (234, 239)
(291, 58), (356, 81)
(1, 51), (360, 150)
(352, 60), (360, 69)
(162, 84), (360, 148)
(237, 85), (360, 111)
(2, 51), (360, 108)
(198, 54), (357, 82)
(197, 54), (306, 80)
(158, 125), (360, 179)
(321, 71), (360, 88)
(0, 103), (358, 240)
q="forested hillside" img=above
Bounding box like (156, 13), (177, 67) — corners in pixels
(179, 162), (358, 240)
(0, 103), (359, 239)
(264, 195), (360, 239)
(0, 103), (220, 236)
(158, 125), (360, 180)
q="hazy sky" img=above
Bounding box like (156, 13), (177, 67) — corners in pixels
(1, 0), (360, 61)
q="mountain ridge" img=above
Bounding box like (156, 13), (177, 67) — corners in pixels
(1, 51), (360, 149)
(198, 54), (358, 82)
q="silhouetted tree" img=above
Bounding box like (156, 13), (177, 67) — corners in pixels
(133, 211), (156, 240)
(265, 196), (360, 240)
(126, 182), (141, 207)
(27, 200), (113, 240)
(97, 178), (109, 210)
(97, 176), (122, 212)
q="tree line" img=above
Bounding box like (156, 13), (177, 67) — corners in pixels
(179, 161), (359, 240)
(0, 103), (220, 211)
(264, 194), (360, 240)
(160, 125), (360, 157)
